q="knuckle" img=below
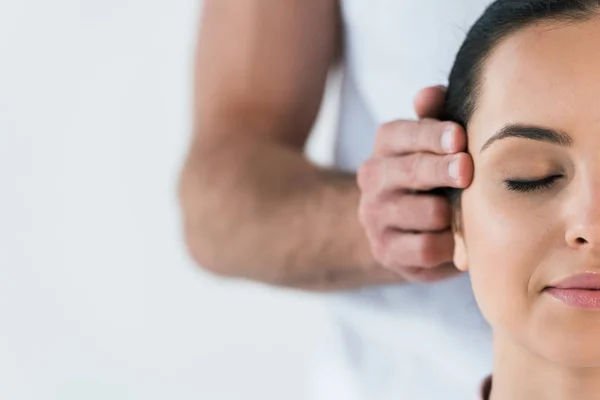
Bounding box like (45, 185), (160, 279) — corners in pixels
(416, 118), (437, 144)
(374, 123), (394, 154)
(378, 121), (395, 136)
(357, 160), (379, 191)
(439, 155), (453, 183)
(408, 120), (422, 148)
(403, 153), (423, 188)
(375, 120), (411, 154)
(358, 201), (379, 227)
(415, 118), (428, 132)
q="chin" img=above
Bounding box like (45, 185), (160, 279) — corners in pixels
(531, 327), (600, 368)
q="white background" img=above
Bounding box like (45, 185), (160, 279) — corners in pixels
(0, 1), (341, 399)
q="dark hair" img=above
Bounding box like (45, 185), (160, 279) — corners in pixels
(443, 0), (600, 212)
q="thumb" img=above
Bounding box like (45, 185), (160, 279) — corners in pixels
(413, 85), (447, 119)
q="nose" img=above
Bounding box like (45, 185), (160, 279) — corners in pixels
(566, 221), (600, 250)
(565, 178), (600, 250)
(565, 230), (595, 249)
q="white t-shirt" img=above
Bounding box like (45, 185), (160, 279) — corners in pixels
(310, 1), (495, 399)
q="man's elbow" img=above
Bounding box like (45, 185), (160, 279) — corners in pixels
(177, 161), (293, 286)
(181, 221), (233, 278)
(177, 162), (235, 278)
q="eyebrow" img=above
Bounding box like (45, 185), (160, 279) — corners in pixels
(480, 124), (573, 152)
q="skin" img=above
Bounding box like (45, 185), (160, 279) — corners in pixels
(453, 15), (600, 400)
(179, 0), (473, 290)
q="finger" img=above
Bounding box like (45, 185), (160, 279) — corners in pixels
(363, 194), (452, 232)
(380, 230), (455, 269)
(401, 262), (462, 284)
(375, 152), (473, 191)
(374, 119), (466, 156)
(413, 85), (447, 119)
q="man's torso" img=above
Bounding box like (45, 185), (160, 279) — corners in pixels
(313, 1), (496, 399)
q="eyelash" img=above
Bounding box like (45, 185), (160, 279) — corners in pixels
(504, 175), (563, 193)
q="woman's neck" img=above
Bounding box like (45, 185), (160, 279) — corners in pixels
(491, 333), (600, 400)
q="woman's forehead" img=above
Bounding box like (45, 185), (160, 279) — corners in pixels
(468, 17), (600, 151)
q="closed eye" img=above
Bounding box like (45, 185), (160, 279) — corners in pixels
(504, 175), (563, 193)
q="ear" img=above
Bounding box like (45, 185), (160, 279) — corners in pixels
(453, 233), (469, 272)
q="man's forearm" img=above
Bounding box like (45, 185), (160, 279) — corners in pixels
(178, 132), (404, 291)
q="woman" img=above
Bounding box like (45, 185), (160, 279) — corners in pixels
(444, 1), (600, 399)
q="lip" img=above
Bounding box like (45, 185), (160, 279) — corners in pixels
(548, 272), (600, 290)
(545, 273), (600, 310)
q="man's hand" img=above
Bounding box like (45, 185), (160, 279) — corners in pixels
(357, 86), (473, 283)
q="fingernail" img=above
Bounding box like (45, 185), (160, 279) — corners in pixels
(448, 156), (460, 182)
(441, 127), (455, 153)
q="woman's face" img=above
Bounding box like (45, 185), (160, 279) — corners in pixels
(455, 16), (600, 366)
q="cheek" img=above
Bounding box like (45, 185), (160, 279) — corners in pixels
(461, 184), (548, 329)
